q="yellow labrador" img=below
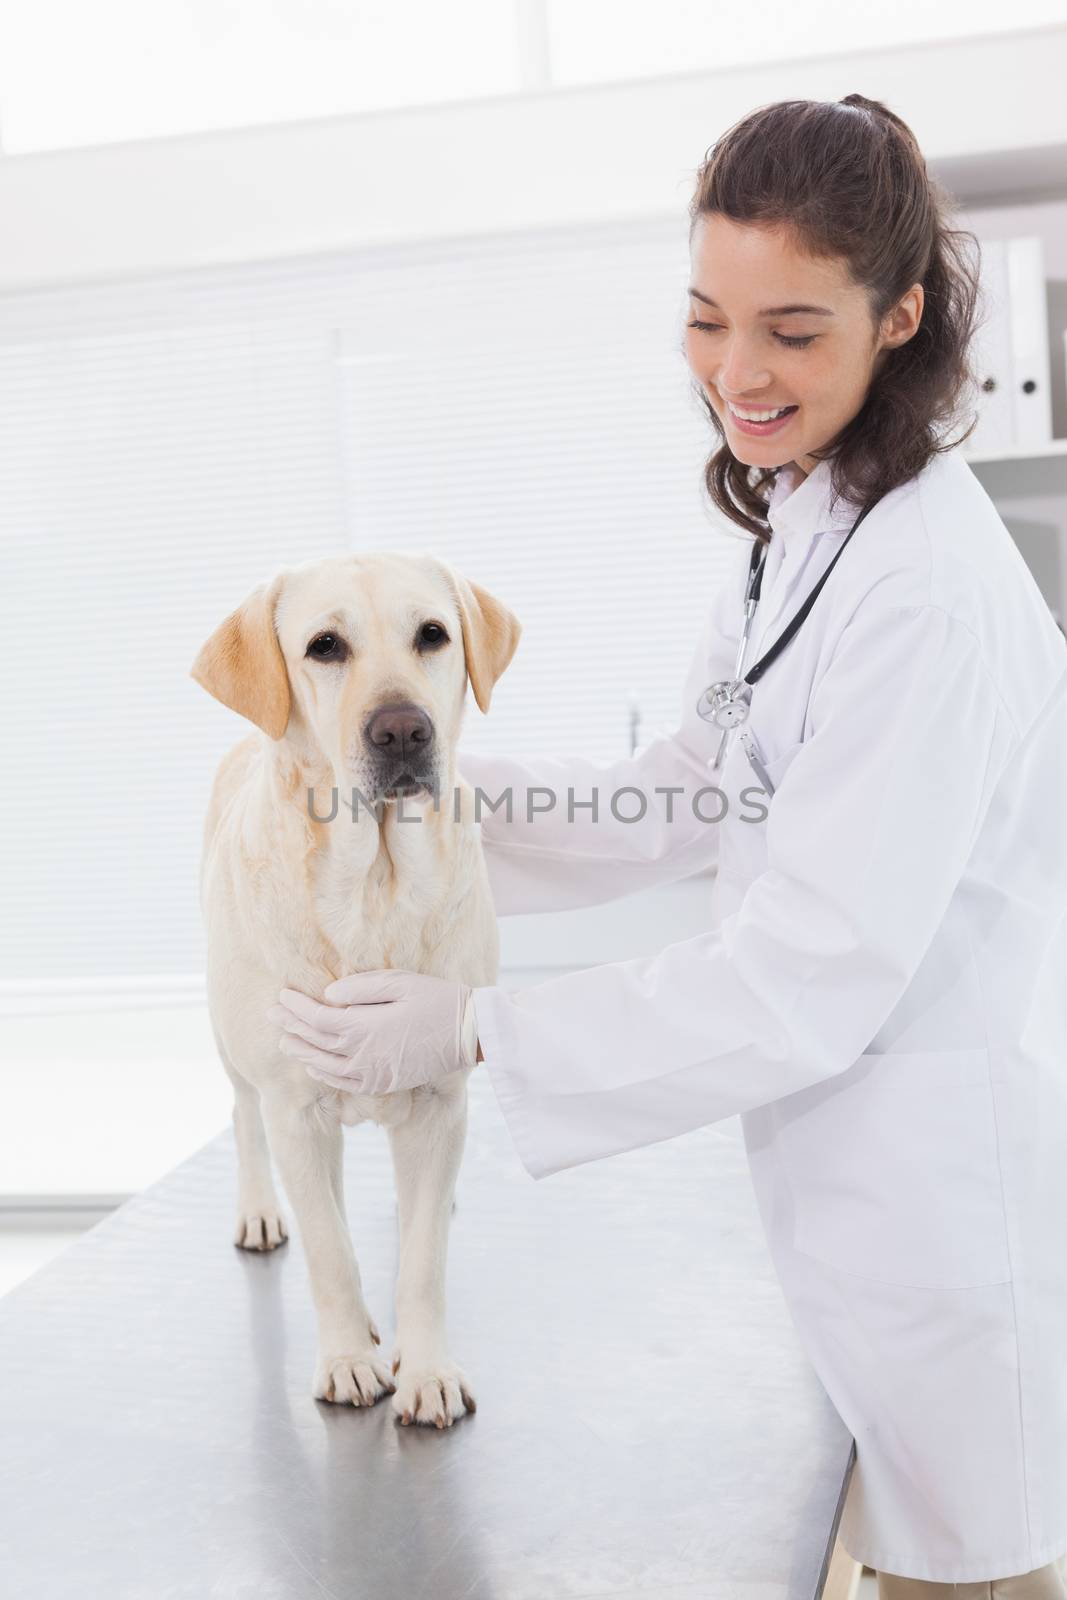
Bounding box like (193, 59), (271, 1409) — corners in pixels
(190, 553), (520, 1427)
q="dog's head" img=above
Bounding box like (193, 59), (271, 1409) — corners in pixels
(190, 553), (521, 804)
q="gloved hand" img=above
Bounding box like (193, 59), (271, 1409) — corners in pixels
(266, 969), (480, 1097)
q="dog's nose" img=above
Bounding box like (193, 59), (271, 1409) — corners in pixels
(364, 703), (435, 759)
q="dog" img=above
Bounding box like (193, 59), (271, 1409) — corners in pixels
(190, 552), (521, 1427)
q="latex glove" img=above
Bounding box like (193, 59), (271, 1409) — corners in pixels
(266, 969), (479, 1097)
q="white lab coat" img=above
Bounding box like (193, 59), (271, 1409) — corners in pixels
(456, 447), (1067, 1583)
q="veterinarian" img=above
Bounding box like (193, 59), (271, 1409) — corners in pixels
(271, 96), (1067, 1597)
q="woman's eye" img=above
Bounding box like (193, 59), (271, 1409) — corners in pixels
(417, 621), (449, 651)
(686, 319), (815, 350)
(306, 632), (349, 661)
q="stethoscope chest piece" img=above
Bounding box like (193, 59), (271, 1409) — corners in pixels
(696, 680), (753, 730)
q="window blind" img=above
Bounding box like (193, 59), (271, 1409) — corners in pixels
(0, 216), (742, 984)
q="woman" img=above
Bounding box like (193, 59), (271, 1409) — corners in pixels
(270, 96), (1067, 1596)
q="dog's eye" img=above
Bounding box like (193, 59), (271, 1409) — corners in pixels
(416, 621), (449, 651)
(306, 632), (349, 662)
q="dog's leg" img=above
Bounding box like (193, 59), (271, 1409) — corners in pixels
(387, 1081), (476, 1428)
(230, 1076), (290, 1251)
(322, 1116), (381, 1348)
(259, 1090), (394, 1407)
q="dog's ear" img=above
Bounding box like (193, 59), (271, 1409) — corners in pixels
(440, 564), (521, 715)
(190, 573), (291, 740)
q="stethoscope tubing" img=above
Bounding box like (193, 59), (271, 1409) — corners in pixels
(697, 491), (882, 791)
(739, 493), (879, 688)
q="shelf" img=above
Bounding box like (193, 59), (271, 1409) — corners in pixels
(962, 438), (1067, 466)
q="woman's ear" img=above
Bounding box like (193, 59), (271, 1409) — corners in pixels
(440, 563), (521, 714)
(190, 572), (291, 740)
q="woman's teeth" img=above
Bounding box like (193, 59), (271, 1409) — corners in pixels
(728, 401), (794, 421)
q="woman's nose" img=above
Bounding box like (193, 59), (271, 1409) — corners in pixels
(717, 356), (773, 394)
(705, 335), (772, 394)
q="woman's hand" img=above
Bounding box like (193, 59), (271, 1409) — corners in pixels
(266, 969), (480, 1096)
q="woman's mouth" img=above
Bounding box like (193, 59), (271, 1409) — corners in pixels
(723, 399), (799, 437)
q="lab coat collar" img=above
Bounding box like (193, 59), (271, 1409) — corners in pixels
(764, 456), (863, 549)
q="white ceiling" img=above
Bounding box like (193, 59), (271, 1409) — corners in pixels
(0, 0), (1064, 155)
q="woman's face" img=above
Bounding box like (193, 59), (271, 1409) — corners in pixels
(684, 212), (921, 476)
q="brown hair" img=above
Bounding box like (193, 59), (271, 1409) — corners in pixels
(689, 94), (982, 543)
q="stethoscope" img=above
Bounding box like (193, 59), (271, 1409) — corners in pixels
(696, 494), (881, 794)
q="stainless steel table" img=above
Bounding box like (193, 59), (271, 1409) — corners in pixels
(0, 1069), (854, 1599)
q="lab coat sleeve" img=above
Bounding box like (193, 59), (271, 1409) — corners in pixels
(470, 602), (1019, 1179)
(454, 558), (747, 915)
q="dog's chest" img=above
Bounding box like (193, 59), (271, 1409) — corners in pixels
(310, 823), (469, 979)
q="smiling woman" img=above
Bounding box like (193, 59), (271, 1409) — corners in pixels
(436, 90), (1067, 1599)
(686, 93), (981, 542)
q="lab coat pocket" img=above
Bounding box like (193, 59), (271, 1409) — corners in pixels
(720, 739), (802, 890)
(757, 736), (806, 798)
(773, 1047), (1012, 1289)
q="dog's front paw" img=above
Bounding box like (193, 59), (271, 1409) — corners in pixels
(314, 1348), (396, 1407)
(391, 1352), (476, 1428)
(233, 1207), (288, 1250)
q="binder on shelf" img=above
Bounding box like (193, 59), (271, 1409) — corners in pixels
(1006, 236), (1053, 451)
(964, 238), (1014, 458)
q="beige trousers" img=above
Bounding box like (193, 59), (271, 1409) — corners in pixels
(876, 1555), (1067, 1598)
